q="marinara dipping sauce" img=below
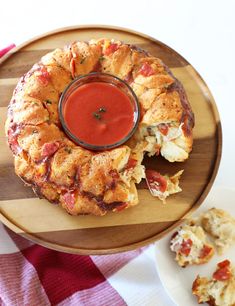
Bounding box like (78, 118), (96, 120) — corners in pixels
(59, 73), (139, 150)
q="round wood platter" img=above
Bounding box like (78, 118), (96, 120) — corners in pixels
(0, 25), (222, 254)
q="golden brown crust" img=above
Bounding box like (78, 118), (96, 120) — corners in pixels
(49, 146), (90, 187)
(192, 261), (235, 306)
(201, 208), (235, 254)
(6, 38), (194, 216)
(9, 94), (49, 126)
(142, 91), (183, 124)
(17, 123), (67, 162)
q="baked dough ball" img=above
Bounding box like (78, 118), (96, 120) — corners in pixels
(170, 223), (214, 267)
(192, 260), (235, 306)
(201, 208), (235, 254)
(5, 39), (194, 215)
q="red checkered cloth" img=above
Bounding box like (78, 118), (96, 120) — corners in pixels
(0, 44), (16, 58)
(0, 45), (172, 306)
(0, 223), (173, 306)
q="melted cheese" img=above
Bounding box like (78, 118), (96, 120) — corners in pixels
(143, 124), (189, 162)
(120, 164), (145, 186)
(161, 141), (188, 162)
(170, 224), (214, 267)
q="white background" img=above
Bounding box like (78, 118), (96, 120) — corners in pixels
(1, 1), (235, 304)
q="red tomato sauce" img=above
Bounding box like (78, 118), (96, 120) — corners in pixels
(63, 82), (135, 146)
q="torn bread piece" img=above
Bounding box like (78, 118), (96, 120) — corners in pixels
(145, 169), (183, 203)
(142, 122), (191, 162)
(192, 260), (235, 306)
(201, 208), (235, 255)
(170, 223), (214, 267)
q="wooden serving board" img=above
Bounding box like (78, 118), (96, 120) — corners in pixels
(0, 25), (222, 254)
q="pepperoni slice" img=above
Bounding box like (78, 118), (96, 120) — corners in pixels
(104, 43), (119, 56)
(179, 239), (193, 256)
(158, 123), (169, 136)
(37, 66), (50, 86)
(125, 158), (138, 170)
(139, 63), (155, 77)
(42, 142), (60, 158)
(199, 245), (213, 259)
(63, 191), (75, 210)
(218, 260), (230, 268)
(115, 202), (128, 212)
(213, 267), (231, 281)
(145, 169), (167, 194)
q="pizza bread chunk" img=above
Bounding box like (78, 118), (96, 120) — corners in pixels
(192, 260), (235, 306)
(201, 208), (235, 254)
(145, 169), (183, 203)
(170, 223), (214, 267)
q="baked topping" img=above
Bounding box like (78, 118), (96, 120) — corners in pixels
(138, 62), (155, 77)
(62, 191), (76, 211)
(104, 43), (119, 55)
(42, 142), (60, 158)
(179, 239), (193, 256)
(36, 66), (50, 86)
(125, 158), (138, 170)
(145, 170), (167, 194)
(199, 245), (213, 259)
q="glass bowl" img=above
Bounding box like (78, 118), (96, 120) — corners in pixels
(58, 72), (140, 151)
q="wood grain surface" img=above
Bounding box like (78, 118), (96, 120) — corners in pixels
(0, 25), (222, 254)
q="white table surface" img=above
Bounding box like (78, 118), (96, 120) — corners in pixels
(1, 1), (235, 305)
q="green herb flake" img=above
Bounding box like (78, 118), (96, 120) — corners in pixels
(93, 112), (101, 120)
(32, 130), (38, 134)
(99, 107), (106, 113)
(99, 56), (105, 61)
(45, 99), (52, 104)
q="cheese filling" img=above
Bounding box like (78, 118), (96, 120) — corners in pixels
(143, 123), (189, 162)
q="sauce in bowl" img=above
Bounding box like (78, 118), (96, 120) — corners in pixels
(59, 73), (139, 150)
